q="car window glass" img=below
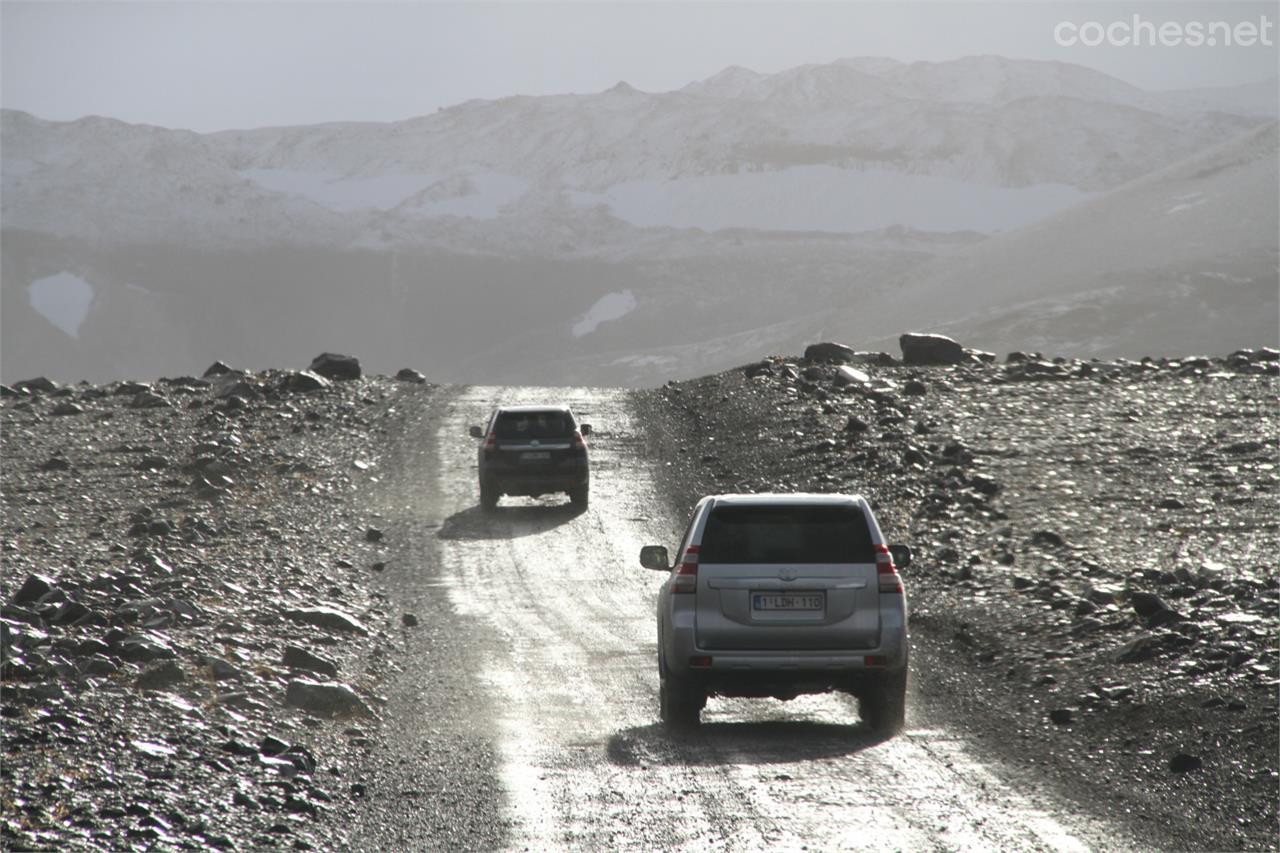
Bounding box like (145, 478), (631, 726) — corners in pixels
(698, 506), (874, 563)
(493, 411), (574, 439)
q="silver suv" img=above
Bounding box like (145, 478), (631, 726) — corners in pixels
(640, 494), (909, 731)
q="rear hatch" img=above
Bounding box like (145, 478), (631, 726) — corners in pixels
(490, 410), (581, 474)
(695, 504), (880, 650)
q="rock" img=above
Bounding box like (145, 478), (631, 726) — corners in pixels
(1169, 753), (1203, 773)
(401, 613), (418, 628)
(12, 574), (56, 606)
(1031, 530), (1065, 548)
(135, 660), (185, 690)
(395, 368), (427, 384)
(803, 342), (857, 363)
(902, 379), (928, 396)
(899, 333), (966, 366)
(50, 401), (84, 416)
(282, 370), (331, 393)
(833, 366), (871, 387)
(365, 527), (383, 543)
(285, 679), (372, 718)
(844, 416), (870, 434)
(129, 391), (170, 410)
(0, 383), (24, 398)
(204, 657), (242, 680)
(14, 377), (58, 394)
(114, 632), (177, 662)
(203, 361), (235, 377)
(308, 353), (361, 381)
(1049, 708), (1074, 725)
(1117, 633), (1168, 663)
(1157, 497), (1186, 510)
(39, 457), (71, 472)
(969, 475), (1001, 496)
(78, 654), (119, 677)
(283, 606), (368, 635)
(282, 645), (339, 677)
(1128, 591), (1172, 619)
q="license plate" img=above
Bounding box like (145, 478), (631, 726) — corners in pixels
(753, 592), (824, 611)
(520, 451), (551, 461)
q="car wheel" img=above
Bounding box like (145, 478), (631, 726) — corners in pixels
(859, 668), (906, 734)
(569, 484), (589, 509)
(659, 675), (703, 728)
(479, 480), (498, 512)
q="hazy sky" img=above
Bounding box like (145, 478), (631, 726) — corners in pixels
(3, 1), (1277, 132)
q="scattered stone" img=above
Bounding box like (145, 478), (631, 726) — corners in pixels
(50, 401), (84, 416)
(12, 573), (56, 606)
(284, 679), (372, 718)
(283, 606), (368, 635)
(1169, 753), (1203, 773)
(202, 361), (235, 377)
(282, 370), (332, 393)
(129, 391), (170, 410)
(135, 660), (185, 691)
(833, 366), (871, 387)
(308, 353), (361, 381)
(14, 377), (58, 394)
(1049, 708), (1074, 725)
(395, 368), (427, 384)
(365, 527), (383, 543)
(401, 613), (418, 628)
(282, 645), (339, 677)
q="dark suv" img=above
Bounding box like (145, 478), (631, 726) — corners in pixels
(469, 406), (591, 511)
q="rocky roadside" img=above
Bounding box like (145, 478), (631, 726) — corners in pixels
(1, 356), (436, 850)
(634, 336), (1279, 851)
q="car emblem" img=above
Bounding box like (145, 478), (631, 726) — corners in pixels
(531, 439), (539, 447)
(779, 567), (798, 582)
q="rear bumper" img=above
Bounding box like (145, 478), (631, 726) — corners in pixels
(661, 598), (909, 682)
(484, 469), (588, 496)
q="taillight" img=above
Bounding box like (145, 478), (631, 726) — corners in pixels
(483, 433), (496, 450)
(572, 431), (586, 448)
(672, 544), (699, 594)
(875, 544), (903, 594)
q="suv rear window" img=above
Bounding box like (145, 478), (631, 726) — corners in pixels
(493, 411), (574, 439)
(698, 505), (874, 564)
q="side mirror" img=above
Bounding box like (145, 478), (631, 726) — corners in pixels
(469, 425), (483, 439)
(639, 545), (670, 571)
(580, 423), (592, 436)
(889, 544), (912, 568)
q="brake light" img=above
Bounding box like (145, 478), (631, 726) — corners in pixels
(875, 544), (903, 594)
(672, 544), (699, 594)
(573, 431), (586, 448)
(688, 656), (712, 668)
(864, 655), (888, 667)
(483, 433), (496, 450)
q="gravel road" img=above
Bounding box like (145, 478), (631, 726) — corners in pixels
(351, 384), (1155, 851)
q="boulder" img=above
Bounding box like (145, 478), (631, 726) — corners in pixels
(13, 377), (58, 394)
(309, 353), (361, 381)
(803, 342), (857, 363)
(899, 333), (966, 366)
(395, 368), (427, 384)
(833, 366), (871, 387)
(281, 370), (331, 393)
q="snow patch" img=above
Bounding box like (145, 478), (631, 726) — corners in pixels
(572, 290), (637, 338)
(570, 166), (1093, 234)
(28, 272), (94, 338)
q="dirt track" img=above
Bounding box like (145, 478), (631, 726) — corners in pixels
(353, 384), (1156, 851)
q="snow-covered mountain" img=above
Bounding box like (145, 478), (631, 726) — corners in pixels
(1, 56), (1275, 384)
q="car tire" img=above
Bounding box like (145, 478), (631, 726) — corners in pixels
(659, 670), (703, 729)
(479, 480), (498, 512)
(569, 483), (589, 509)
(859, 667), (907, 734)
